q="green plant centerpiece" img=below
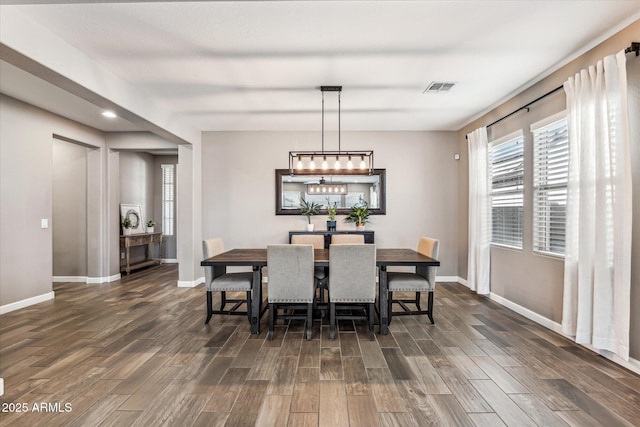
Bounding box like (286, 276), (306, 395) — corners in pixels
(146, 220), (156, 233)
(326, 200), (338, 231)
(344, 200), (371, 231)
(299, 198), (322, 231)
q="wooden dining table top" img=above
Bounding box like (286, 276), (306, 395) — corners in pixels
(201, 247), (439, 267)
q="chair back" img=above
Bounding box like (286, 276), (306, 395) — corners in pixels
(291, 234), (325, 249)
(331, 234), (365, 244)
(329, 244), (376, 302)
(417, 237), (439, 289)
(267, 244), (315, 303)
(203, 238), (225, 286)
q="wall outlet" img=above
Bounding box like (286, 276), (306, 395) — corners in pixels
(454, 153), (460, 160)
(41, 219), (49, 228)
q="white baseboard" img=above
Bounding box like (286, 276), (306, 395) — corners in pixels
(162, 259), (178, 264)
(437, 275), (463, 284)
(0, 291), (55, 315)
(457, 276), (469, 287)
(52, 274), (121, 284)
(488, 291), (640, 376)
(52, 276), (87, 283)
(178, 276), (205, 288)
(87, 274), (121, 284)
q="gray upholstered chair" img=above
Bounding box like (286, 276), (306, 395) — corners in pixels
(328, 244), (377, 340)
(202, 238), (253, 324)
(267, 244), (316, 340)
(387, 237), (439, 324)
(291, 234), (328, 306)
(331, 234), (365, 244)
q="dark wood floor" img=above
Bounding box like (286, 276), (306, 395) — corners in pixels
(1, 264), (639, 426)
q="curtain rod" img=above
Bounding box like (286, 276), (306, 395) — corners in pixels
(465, 41), (639, 139)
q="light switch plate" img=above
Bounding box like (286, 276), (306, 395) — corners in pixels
(454, 153), (460, 160)
(41, 219), (49, 228)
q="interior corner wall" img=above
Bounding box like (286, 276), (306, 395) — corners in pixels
(154, 155), (179, 260)
(457, 20), (640, 360)
(200, 131), (459, 277)
(0, 95), (106, 306)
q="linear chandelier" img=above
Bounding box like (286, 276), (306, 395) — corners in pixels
(289, 86), (374, 175)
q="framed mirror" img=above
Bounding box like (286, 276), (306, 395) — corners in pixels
(275, 169), (386, 215)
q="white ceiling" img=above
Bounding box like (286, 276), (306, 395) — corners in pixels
(1, 1), (639, 135)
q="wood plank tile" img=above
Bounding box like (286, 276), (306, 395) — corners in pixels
(469, 380), (537, 426)
(320, 347), (343, 380)
(343, 356), (369, 395)
(405, 356), (450, 394)
(298, 338), (320, 368)
(347, 394), (379, 426)
(319, 380), (349, 427)
(509, 393), (570, 427)
(287, 413), (318, 427)
(367, 368), (407, 412)
(382, 348), (417, 380)
(467, 413), (507, 427)
(339, 332), (361, 357)
(255, 395), (291, 427)
(224, 380), (269, 427)
(247, 347), (280, 380)
(426, 394), (475, 427)
(433, 366), (493, 413)
(291, 367), (319, 413)
(267, 355), (298, 395)
(378, 412), (419, 427)
(201, 367), (250, 412)
(470, 355), (528, 393)
(360, 339), (387, 368)
(229, 338), (263, 368)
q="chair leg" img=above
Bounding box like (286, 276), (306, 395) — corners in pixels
(428, 291), (434, 324)
(268, 303), (275, 340)
(387, 291), (393, 325)
(306, 303), (313, 341)
(415, 291), (421, 311)
(329, 302), (336, 340)
(368, 302), (375, 340)
(205, 291), (213, 324)
(220, 291), (226, 311)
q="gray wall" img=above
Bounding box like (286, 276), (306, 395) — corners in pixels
(0, 95), (106, 306)
(52, 138), (88, 277)
(201, 131), (459, 277)
(457, 20), (640, 359)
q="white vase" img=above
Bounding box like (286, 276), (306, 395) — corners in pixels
(356, 224), (365, 231)
(307, 224), (315, 231)
(123, 228), (132, 236)
(147, 227), (154, 233)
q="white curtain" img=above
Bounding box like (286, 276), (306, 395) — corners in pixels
(467, 127), (491, 295)
(562, 50), (633, 360)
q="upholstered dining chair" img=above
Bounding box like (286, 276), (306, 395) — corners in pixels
(267, 244), (316, 340)
(328, 243), (377, 340)
(331, 234), (365, 244)
(387, 237), (439, 324)
(291, 234), (328, 305)
(202, 238), (253, 324)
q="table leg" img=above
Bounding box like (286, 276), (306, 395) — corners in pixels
(251, 266), (262, 334)
(379, 266), (389, 335)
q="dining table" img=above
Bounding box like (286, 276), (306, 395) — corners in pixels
(201, 247), (440, 335)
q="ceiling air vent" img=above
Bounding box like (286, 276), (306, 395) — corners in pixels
(423, 81), (455, 93)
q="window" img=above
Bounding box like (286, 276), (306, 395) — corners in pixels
(489, 131), (524, 249)
(161, 164), (175, 236)
(532, 113), (568, 256)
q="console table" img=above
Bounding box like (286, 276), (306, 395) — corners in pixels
(120, 232), (163, 274)
(289, 230), (374, 248)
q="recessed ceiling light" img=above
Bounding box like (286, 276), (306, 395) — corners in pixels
(102, 110), (117, 118)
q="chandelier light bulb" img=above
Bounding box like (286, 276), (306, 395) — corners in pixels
(309, 156), (316, 170)
(347, 155), (353, 169)
(360, 155), (366, 170)
(335, 156), (341, 169)
(296, 156), (303, 170)
(322, 156), (328, 170)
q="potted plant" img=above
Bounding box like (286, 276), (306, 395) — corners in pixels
(326, 200), (337, 231)
(122, 217), (132, 235)
(299, 198), (322, 231)
(146, 220), (156, 233)
(344, 201), (371, 231)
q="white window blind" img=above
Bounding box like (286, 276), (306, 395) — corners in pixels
(161, 164), (175, 236)
(532, 114), (568, 256)
(489, 131), (524, 249)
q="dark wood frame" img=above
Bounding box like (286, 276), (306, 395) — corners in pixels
(275, 168), (386, 215)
